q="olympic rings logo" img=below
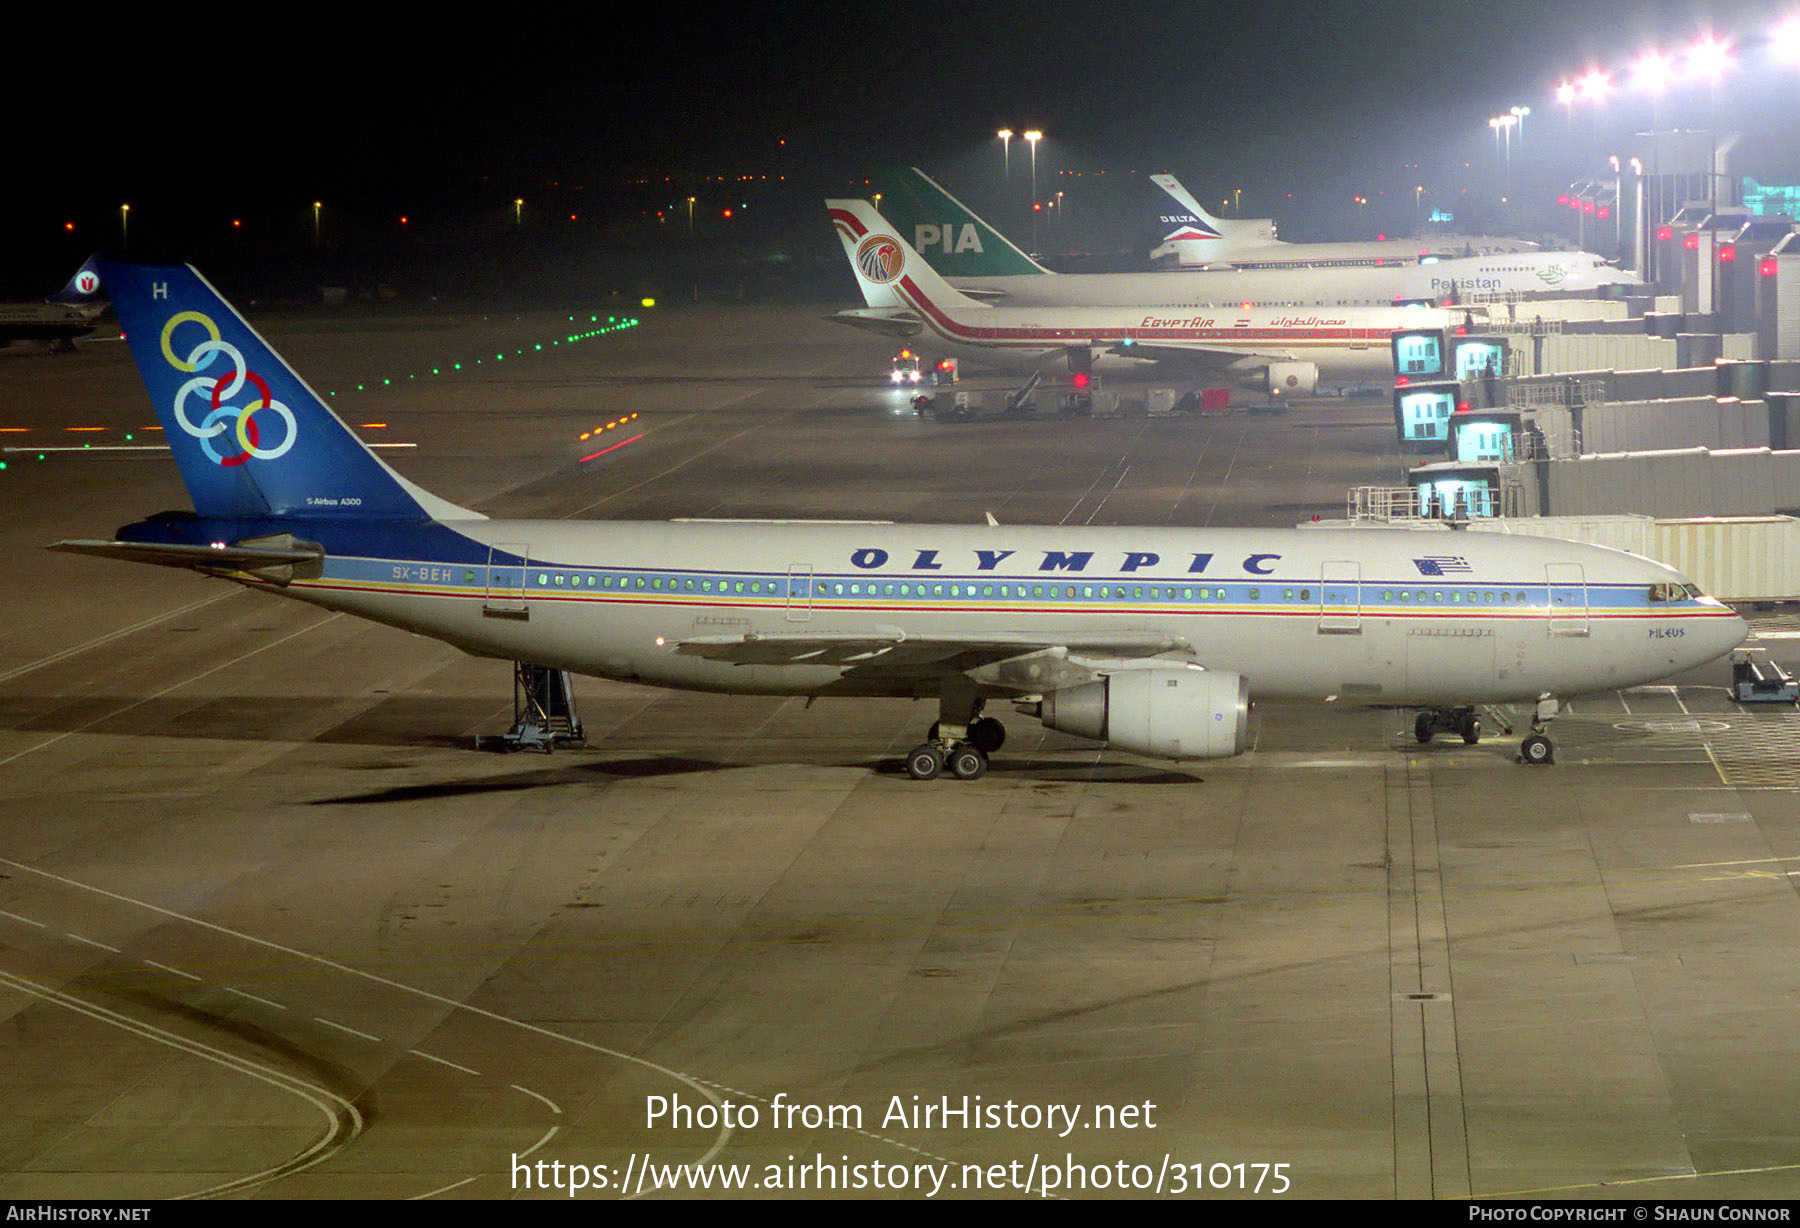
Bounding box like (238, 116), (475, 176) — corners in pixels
(160, 310), (297, 466)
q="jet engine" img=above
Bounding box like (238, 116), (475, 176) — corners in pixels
(1246, 361), (1318, 398)
(1025, 667), (1249, 760)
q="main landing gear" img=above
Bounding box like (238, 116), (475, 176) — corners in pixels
(1412, 696), (1560, 765)
(906, 680), (1005, 781)
(1414, 706), (1483, 746)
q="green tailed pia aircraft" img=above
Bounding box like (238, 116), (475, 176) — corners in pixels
(868, 167), (1051, 280)
(863, 168), (1637, 315)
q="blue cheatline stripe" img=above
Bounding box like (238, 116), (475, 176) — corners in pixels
(294, 555), (1722, 620)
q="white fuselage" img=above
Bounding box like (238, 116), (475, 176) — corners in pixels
(244, 520), (1746, 709)
(888, 288), (1459, 380)
(1150, 234), (1546, 270)
(948, 252), (1637, 310)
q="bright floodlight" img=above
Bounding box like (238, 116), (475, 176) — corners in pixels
(1774, 16), (1800, 65)
(1576, 68), (1612, 102)
(1632, 50), (1675, 93)
(1685, 33), (1732, 81)
(1555, 80), (1577, 107)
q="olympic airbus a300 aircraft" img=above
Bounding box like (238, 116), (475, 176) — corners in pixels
(55, 262), (1744, 778)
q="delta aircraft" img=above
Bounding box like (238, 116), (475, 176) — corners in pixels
(829, 198), (1479, 397)
(53, 262), (1744, 777)
(871, 167), (1635, 310)
(1147, 174), (1543, 270)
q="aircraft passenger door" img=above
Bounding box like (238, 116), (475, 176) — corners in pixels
(786, 563), (813, 623)
(1318, 560), (1361, 634)
(1545, 563), (1588, 637)
(485, 543), (529, 619)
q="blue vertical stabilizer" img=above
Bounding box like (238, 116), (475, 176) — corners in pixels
(100, 262), (478, 522)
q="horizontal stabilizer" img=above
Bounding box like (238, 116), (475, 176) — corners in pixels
(826, 307), (923, 338)
(50, 537), (324, 584)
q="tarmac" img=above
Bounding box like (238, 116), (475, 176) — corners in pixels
(2, 304), (1799, 1200)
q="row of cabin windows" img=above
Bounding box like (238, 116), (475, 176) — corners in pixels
(536, 573), (774, 595)
(518, 571), (1544, 606)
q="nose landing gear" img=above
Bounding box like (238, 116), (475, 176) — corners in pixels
(1517, 696), (1559, 765)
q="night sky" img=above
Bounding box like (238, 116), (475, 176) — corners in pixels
(6, 1), (1795, 296)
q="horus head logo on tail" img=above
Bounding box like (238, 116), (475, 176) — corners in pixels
(856, 234), (905, 284)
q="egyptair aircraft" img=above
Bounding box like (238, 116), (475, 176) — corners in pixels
(53, 262), (1744, 777)
(870, 167), (1634, 308)
(828, 198), (1474, 398)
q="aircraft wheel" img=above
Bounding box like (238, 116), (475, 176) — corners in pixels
(1461, 714), (1481, 744)
(1520, 734), (1555, 765)
(970, 716), (1006, 755)
(947, 743), (987, 781)
(906, 744), (944, 781)
(1415, 712), (1435, 744)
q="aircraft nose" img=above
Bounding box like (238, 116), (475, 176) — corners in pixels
(1701, 605), (1750, 664)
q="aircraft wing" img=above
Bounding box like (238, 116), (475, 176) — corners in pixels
(1105, 339), (1284, 370)
(674, 627), (1193, 688)
(826, 307), (923, 338)
(948, 286), (1007, 302)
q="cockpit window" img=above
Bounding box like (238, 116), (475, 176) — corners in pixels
(1649, 582), (1699, 602)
